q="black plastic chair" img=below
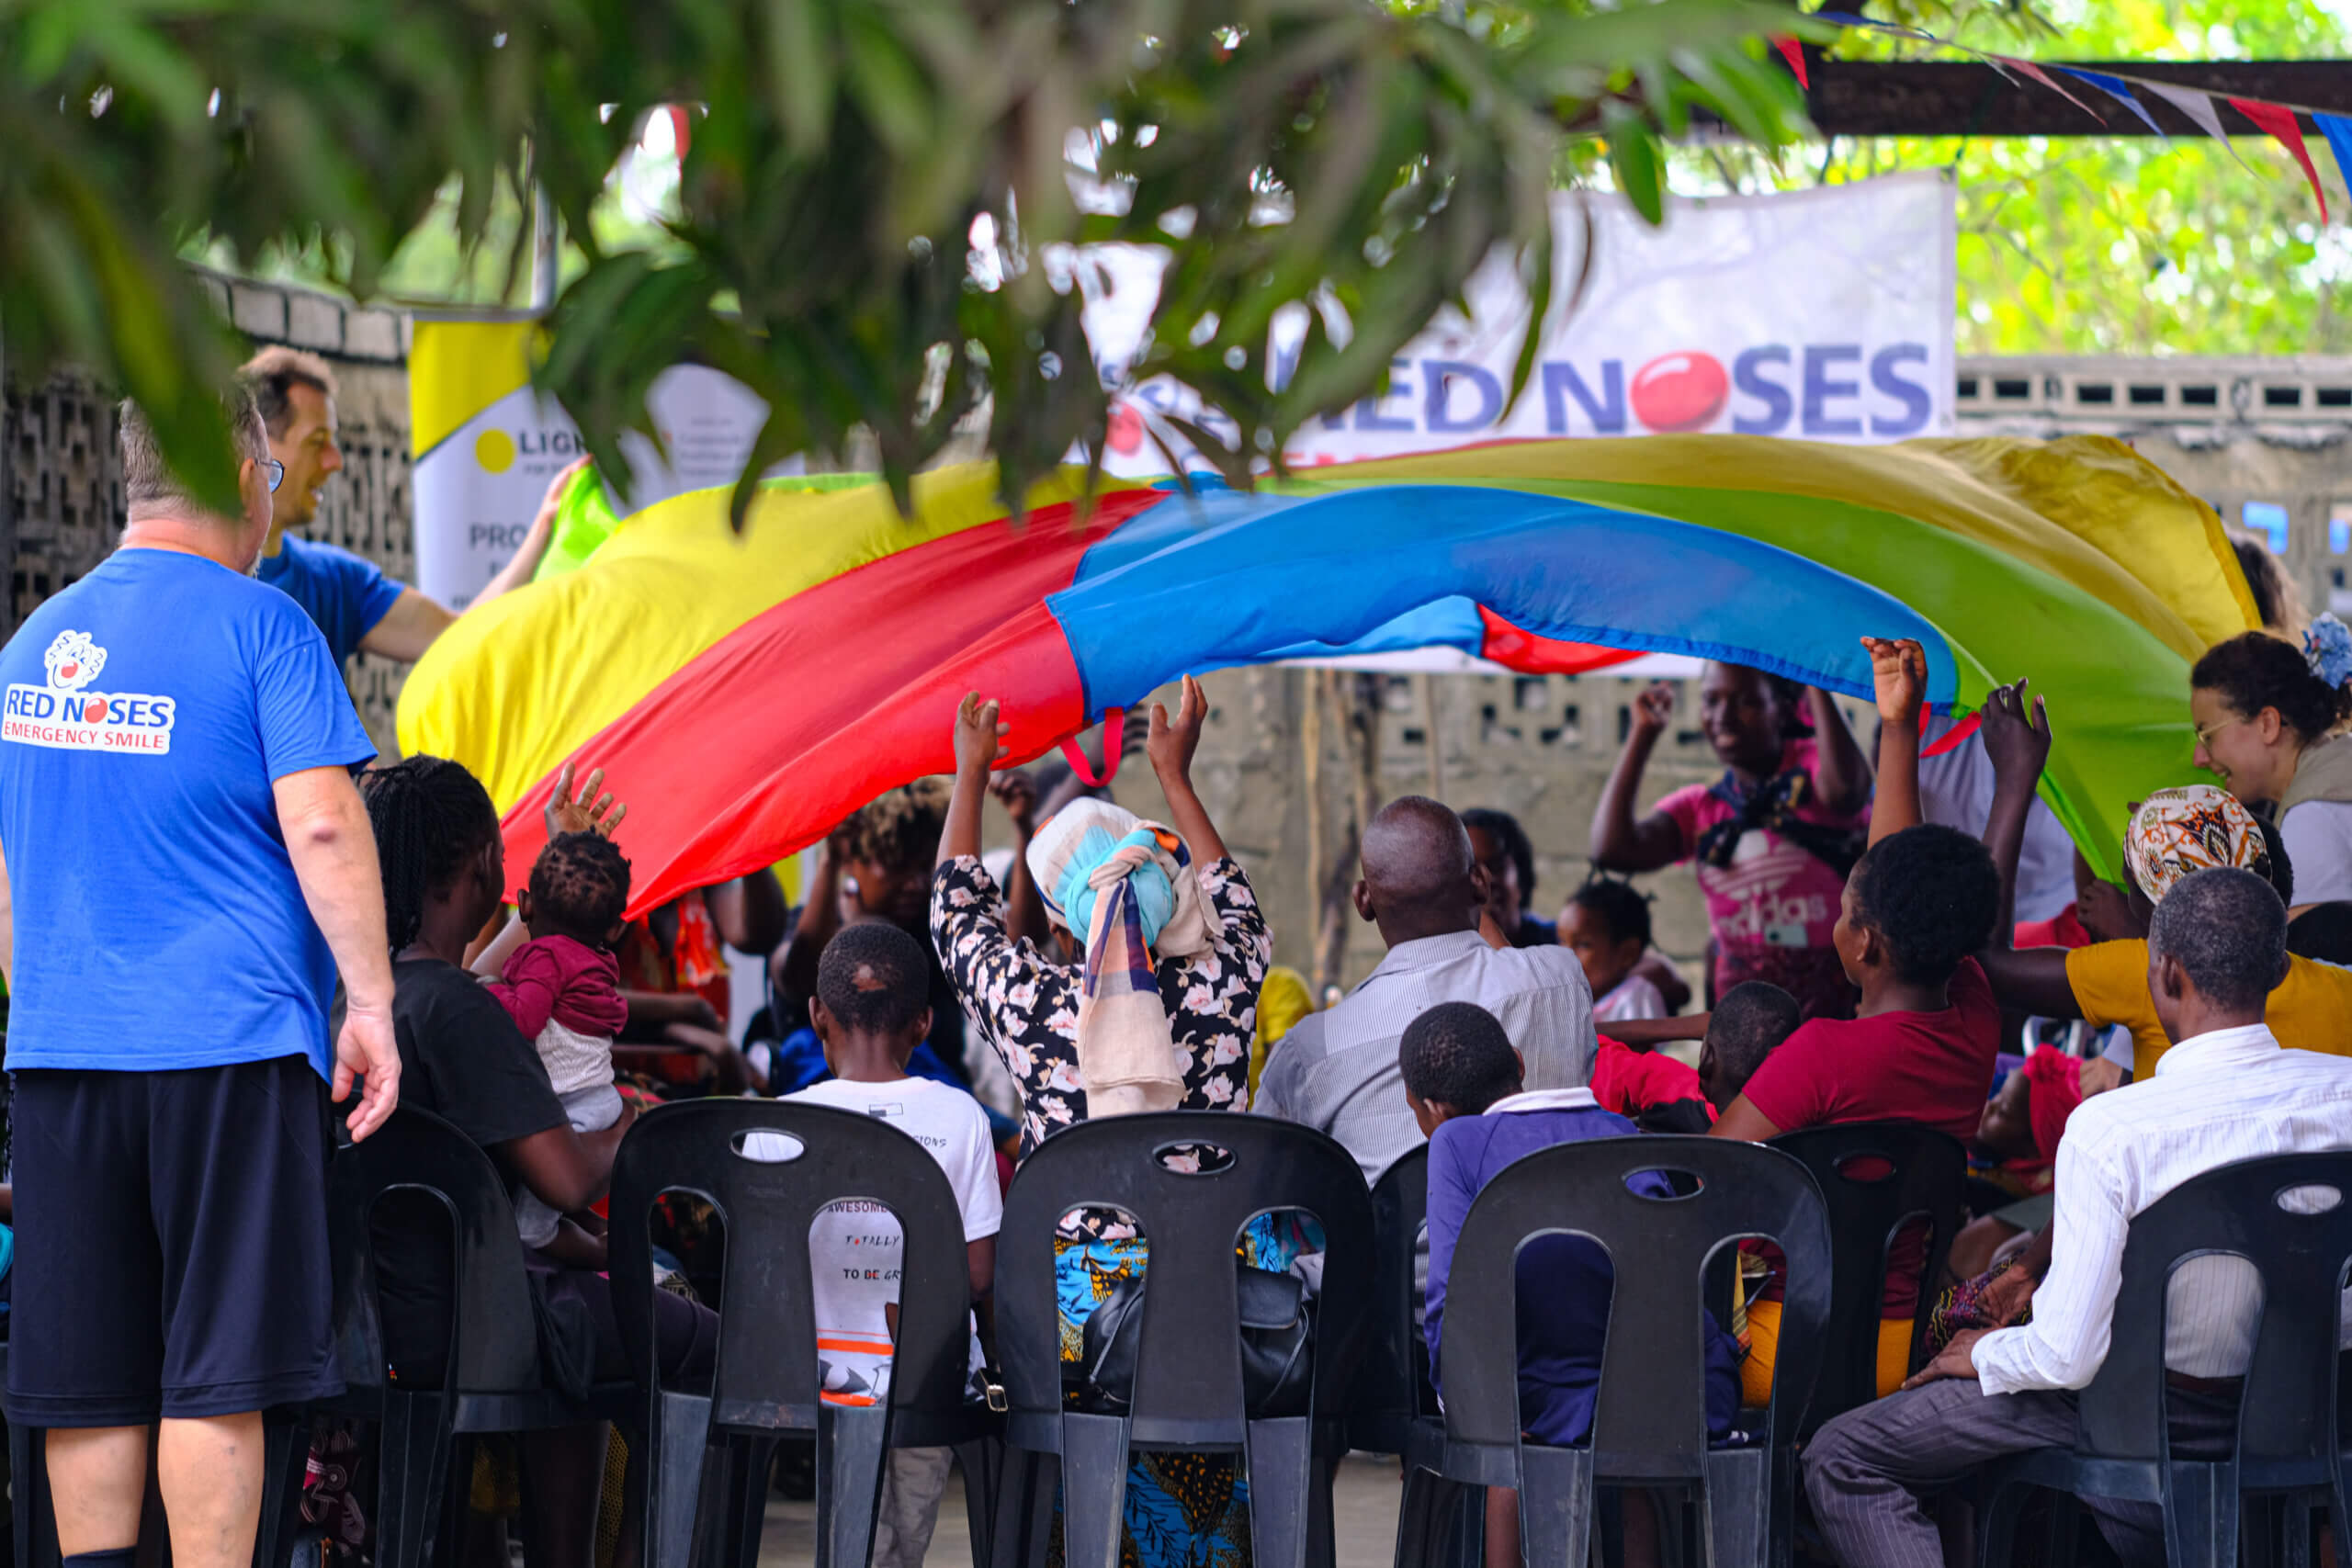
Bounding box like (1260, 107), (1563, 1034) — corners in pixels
(327, 1106), (633, 1568)
(1350, 1145), (1436, 1460)
(1396, 1135), (1831, 1568)
(1768, 1122), (1966, 1433)
(992, 1111), (1375, 1568)
(1350, 1145), (1486, 1568)
(1978, 1150), (2352, 1568)
(606, 1099), (992, 1568)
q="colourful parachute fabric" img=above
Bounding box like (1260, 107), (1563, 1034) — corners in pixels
(396, 434), (2253, 917)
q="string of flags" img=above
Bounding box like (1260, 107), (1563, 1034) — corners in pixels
(1772, 14), (2348, 221)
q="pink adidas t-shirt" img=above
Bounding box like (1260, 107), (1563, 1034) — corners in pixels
(1656, 738), (1864, 958)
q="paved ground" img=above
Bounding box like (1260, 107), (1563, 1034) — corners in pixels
(755, 1451), (1408, 1568)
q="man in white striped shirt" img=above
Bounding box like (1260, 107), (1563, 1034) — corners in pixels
(1805, 866), (2352, 1567)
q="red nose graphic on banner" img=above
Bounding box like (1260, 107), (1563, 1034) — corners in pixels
(1107, 403), (1144, 456)
(82, 699), (107, 723)
(1630, 352), (1729, 432)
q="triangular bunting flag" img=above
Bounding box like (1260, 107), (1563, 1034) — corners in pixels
(2055, 68), (2169, 141)
(2316, 113), (2352, 211)
(2231, 97), (2330, 221)
(1773, 36), (1809, 90)
(1992, 57), (2105, 122)
(2139, 81), (2256, 170)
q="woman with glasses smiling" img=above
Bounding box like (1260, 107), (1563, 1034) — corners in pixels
(2190, 617), (2352, 918)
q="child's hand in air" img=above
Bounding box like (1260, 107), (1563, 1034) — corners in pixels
(1980, 678), (2052, 789)
(545, 760), (628, 838)
(1860, 637), (1928, 730)
(953, 692), (1010, 778)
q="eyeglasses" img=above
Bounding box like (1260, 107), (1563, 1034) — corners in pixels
(257, 457), (285, 493)
(2192, 714), (2248, 750)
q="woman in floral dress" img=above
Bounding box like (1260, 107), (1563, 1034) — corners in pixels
(931, 677), (1281, 1568)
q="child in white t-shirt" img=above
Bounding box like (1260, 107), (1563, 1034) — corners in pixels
(786, 920), (1001, 1568)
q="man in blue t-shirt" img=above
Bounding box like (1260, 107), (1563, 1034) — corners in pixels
(243, 347), (579, 665)
(0, 387), (401, 1568)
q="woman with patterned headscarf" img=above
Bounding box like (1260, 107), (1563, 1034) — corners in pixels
(931, 679), (1294, 1568)
(1970, 683), (2352, 1083)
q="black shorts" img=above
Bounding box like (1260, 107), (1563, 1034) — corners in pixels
(6, 1055), (343, 1427)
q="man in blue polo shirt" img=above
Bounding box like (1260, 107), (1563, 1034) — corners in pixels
(243, 346), (580, 665)
(0, 386), (401, 1568)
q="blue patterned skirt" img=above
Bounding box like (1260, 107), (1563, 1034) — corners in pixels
(1046, 1213), (1318, 1568)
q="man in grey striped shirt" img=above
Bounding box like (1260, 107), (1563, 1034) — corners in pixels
(1253, 796), (1597, 1183)
(1804, 867), (2352, 1568)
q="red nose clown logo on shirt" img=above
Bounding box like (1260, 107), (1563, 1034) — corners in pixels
(1629, 352), (1730, 432)
(2, 630), (175, 755)
(43, 631), (104, 693)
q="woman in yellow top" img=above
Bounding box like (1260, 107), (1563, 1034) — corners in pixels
(1973, 691), (2352, 1082)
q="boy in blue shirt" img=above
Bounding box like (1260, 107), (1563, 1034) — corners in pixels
(1409, 1001), (1739, 1567)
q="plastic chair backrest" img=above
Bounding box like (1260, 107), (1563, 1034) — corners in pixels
(326, 1105), (544, 1396)
(606, 1100), (974, 1430)
(1440, 1135), (1831, 1478)
(1355, 1145), (1435, 1438)
(2075, 1150), (2352, 1469)
(997, 1111), (1376, 1447)
(1768, 1122), (1966, 1425)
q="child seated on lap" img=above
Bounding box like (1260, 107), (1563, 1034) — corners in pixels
(1412, 1002), (1738, 1568)
(483, 829), (633, 1250)
(786, 922), (1000, 1568)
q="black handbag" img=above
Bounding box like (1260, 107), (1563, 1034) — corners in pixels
(1069, 1265), (1315, 1418)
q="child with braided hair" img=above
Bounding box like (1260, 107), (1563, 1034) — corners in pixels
(361, 756), (716, 1568)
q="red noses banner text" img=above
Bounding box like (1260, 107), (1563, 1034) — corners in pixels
(1078, 172), (1958, 472)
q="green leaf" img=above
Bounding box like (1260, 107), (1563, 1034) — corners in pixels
(1603, 107), (1665, 224)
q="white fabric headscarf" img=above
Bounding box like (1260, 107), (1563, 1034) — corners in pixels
(1023, 797), (1217, 1114)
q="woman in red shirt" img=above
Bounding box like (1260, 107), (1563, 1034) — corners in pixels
(1711, 637), (2006, 1404)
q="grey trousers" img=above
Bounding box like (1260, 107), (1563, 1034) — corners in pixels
(874, 1445), (956, 1568)
(1802, 1376), (2236, 1568)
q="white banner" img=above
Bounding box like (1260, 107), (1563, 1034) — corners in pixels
(411, 336), (782, 610)
(1079, 172), (1957, 474)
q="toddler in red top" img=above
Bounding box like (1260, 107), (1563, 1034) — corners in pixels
(485, 830), (634, 1247)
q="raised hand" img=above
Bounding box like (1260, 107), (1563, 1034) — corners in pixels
(953, 692), (1011, 778)
(989, 770), (1040, 837)
(1630, 682), (1676, 739)
(1861, 637), (1928, 729)
(545, 760), (628, 838)
(1148, 673), (1209, 784)
(1979, 679), (2052, 789)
